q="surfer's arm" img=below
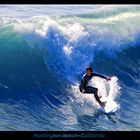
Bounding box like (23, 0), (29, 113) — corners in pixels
(92, 73), (108, 80)
(80, 75), (87, 90)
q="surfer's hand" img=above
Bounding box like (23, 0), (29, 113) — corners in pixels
(107, 77), (111, 81)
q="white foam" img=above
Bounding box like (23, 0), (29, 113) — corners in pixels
(13, 13), (140, 79)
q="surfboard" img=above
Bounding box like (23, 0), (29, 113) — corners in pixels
(99, 100), (119, 114)
(100, 105), (119, 114)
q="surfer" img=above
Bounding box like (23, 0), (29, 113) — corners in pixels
(79, 67), (111, 107)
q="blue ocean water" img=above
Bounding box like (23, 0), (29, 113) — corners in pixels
(0, 5), (140, 130)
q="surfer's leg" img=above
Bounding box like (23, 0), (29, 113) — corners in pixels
(79, 85), (83, 92)
(85, 86), (101, 104)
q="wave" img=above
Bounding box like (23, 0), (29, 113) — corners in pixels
(11, 6), (140, 77)
(0, 5), (140, 130)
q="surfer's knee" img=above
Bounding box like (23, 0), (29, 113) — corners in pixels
(79, 85), (83, 93)
(94, 88), (98, 94)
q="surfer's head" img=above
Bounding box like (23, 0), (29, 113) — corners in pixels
(86, 67), (93, 76)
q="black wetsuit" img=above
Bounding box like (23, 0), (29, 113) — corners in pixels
(79, 72), (107, 104)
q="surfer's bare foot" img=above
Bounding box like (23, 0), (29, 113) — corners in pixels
(99, 102), (106, 108)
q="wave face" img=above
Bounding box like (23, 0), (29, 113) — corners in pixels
(0, 5), (140, 130)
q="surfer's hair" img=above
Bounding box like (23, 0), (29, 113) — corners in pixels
(86, 67), (93, 72)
